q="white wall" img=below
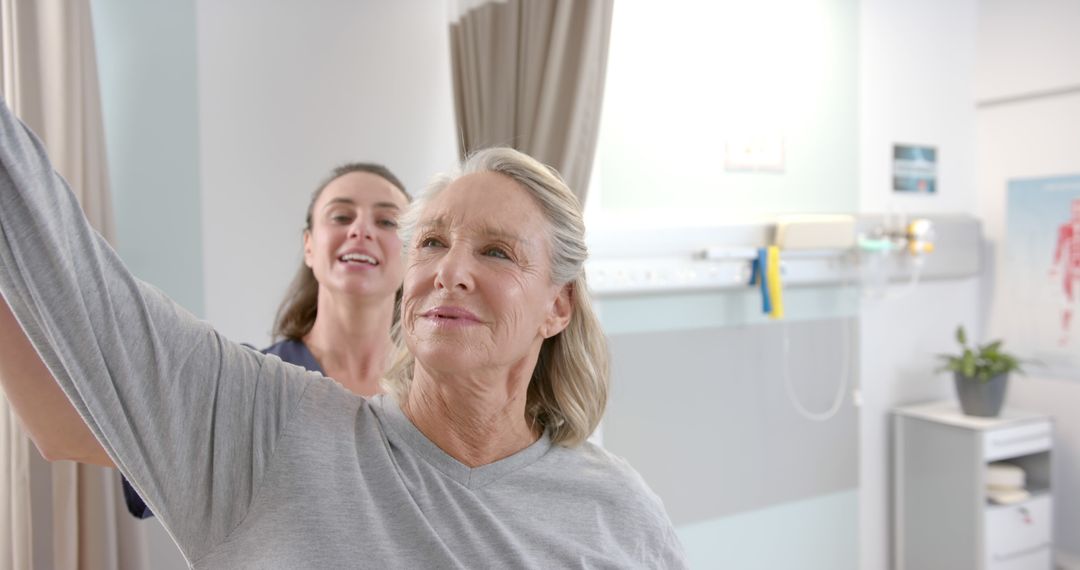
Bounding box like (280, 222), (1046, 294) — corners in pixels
(858, 0), (979, 214)
(976, 0), (1080, 103)
(595, 0), (859, 217)
(92, 0), (204, 315)
(857, 1), (980, 569)
(977, 0), (1080, 560)
(196, 0), (460, 345)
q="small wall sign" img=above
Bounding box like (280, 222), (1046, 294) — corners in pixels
(893, 144), (937, 194)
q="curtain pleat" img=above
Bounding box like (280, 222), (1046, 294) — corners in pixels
(0, 399), (31, 569)
(449, 0), (613, 201)
(0, 1), (40, 566)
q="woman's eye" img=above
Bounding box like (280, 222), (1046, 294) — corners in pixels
(419, 237), (445, 248)
(484, 247), (510, 260)
(330, 214), (352, 224)
(377, 218), (399, 229)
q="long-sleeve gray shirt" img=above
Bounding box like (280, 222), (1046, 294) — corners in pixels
(0, 100), (688, 568)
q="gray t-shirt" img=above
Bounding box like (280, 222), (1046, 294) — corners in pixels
(0, 100), (687, 568)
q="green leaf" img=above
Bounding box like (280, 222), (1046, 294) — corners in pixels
(939, 325), (1026, 381)
(961, 351), (976, 377)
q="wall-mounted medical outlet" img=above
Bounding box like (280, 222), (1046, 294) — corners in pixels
(584, 214), (979, 298)
(774, 214), (856, 250)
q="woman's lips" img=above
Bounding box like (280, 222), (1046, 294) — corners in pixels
(420, 306), (482, 327)
(337, 250), (380, 271)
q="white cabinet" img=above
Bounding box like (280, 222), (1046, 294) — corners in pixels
(894, 401), (1054, 570)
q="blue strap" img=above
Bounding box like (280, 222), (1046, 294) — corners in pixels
(749, 248), (771, 314)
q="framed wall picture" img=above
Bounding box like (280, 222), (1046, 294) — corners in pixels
(893, 144), (937, 194)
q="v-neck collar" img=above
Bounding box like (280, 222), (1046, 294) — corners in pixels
(371, 394), (552, 489)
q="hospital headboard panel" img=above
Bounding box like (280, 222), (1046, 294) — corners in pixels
(601, 316), (859, 569)
(603, 318), (858, 526)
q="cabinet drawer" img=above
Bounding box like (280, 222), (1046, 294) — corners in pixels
(985, 494), (1052, 567)
(984, 421), (1052, 462)
(987, 543), (1051, 570)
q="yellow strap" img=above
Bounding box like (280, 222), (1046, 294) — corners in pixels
(766, 246), (784, 319)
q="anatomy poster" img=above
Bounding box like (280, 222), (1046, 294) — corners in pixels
(1004, 175), (1080, 380)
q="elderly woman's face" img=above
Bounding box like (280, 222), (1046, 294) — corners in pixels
(401, 172), (571, 376)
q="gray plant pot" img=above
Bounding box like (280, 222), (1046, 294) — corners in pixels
(954, 372), (1009, 417)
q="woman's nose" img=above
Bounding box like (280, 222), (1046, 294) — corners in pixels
(433, 246), (474, 292)
(348, 217), (374, 240)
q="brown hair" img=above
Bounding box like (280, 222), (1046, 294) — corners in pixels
(272, 163), (409, 341)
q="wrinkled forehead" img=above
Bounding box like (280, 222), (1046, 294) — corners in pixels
(416, 173), (550, 243)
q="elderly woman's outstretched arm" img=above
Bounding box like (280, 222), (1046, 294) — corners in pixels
(0, 296), (113, 466)
(0, 98), (310, 565)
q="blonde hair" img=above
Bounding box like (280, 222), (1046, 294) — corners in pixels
(383, 148), (609, 447)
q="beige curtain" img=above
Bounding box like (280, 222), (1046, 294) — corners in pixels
(0, 1), (148, 569)
(449, 0), (613, 201)
(0, 400), (30, 568)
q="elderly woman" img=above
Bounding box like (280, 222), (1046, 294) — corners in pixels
(0, 99), (686, 568)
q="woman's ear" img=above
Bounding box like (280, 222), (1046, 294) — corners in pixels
(302, 230), (314, 269)
(542, 283), (573, 339)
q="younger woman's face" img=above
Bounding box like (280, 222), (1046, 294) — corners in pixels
(304, 172), (408, 300)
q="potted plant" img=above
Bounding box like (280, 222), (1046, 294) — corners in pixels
(937, 325), (1024, 417)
